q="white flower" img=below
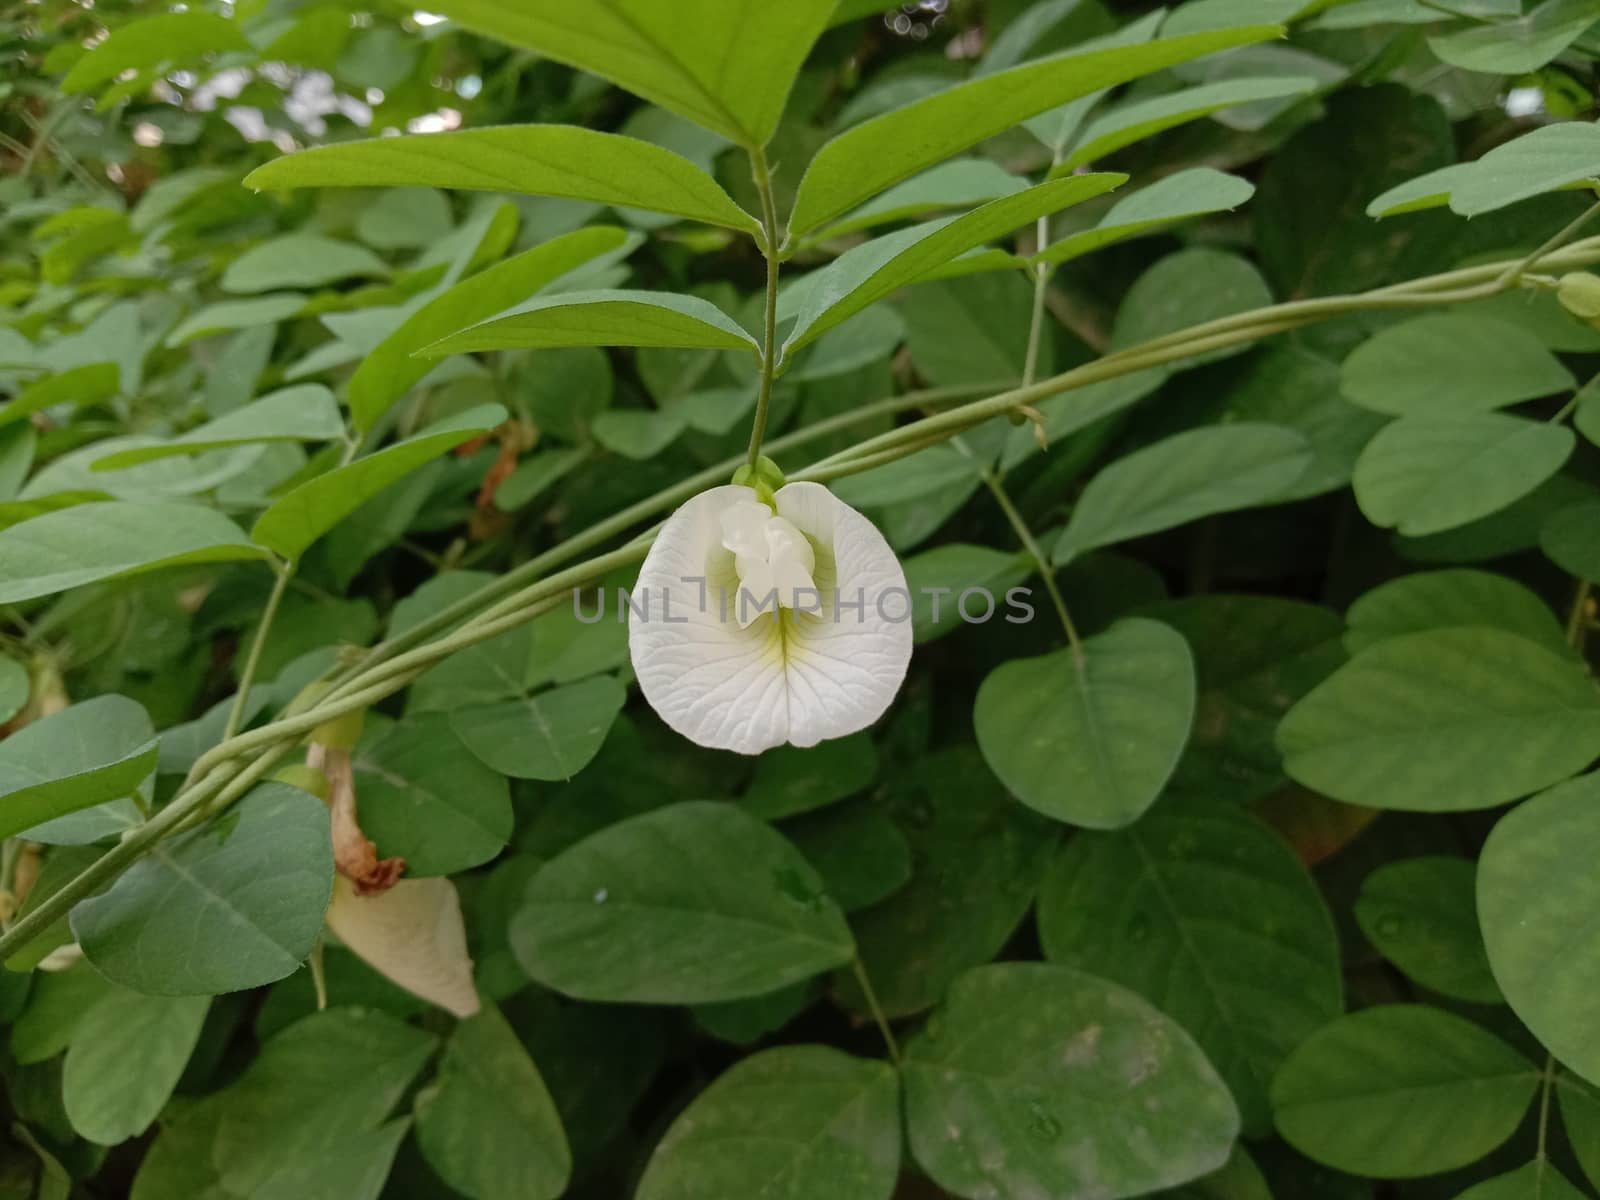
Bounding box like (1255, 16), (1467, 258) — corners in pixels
(628, 481), (914, 754)
(325, 874), (480, 1018)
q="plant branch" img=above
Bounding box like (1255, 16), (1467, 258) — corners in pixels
(850, 956), (901, 1066)
(224, 562), (291, 741)
(746, 145), (784, 470)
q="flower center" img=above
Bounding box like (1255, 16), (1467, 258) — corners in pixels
(719, 498), (817, 628)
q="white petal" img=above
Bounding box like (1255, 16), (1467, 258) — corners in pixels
(325, 875), (480, 1018)
(774, 481), (914, 747)
(628, 482), (913, 753)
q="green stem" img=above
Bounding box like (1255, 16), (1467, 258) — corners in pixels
(746, 145), (784, 470)
(1535, 1055), (1557, 1186)
(1497, 200), (1600, 288)
(851, 956), (901, 1066)
(1568, 579), (1593, 650)
(224, 563), (292, 741)
(1022, 217), (1051, 389)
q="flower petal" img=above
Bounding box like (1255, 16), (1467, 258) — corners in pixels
(325, 874), (480, 1018)
(628, 482), (913, 753)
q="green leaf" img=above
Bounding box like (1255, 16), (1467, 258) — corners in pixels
(1355, 857), (1502, 1004)
(252, 1121), (410, 1200)
(837, 749), (1059, 1018)
(422, 290), (758, 357)
(1428, 0), (1600, 74)
(1340, 316), (1575, 415)
(831, 443), (982, 509)
(166, 294), (308, 347)
(4, 846), (100, 970)
(1558, 1075), (1600, 1191)
(0, 655), (25, 725)
(636, 1046), (899, 1200)
(0, 424), (31, 501)
(1110, 248), (1275, 365)
(252, 403), (505, 561)
(901, 543), (1030, 643)
(71, 782), (335, 995)
(209, 1009), (435, 1195)
(0, 695), (155, 843)
(787, 25), (1284, 237)
(62, 10), (249, 93)
(0, 362), (120, 428)
(1034, 168), (1257, 268)
(783, 802), (912, 913)
(422, 0), (836, 147)
(1577, 373), (1600, 446)
(591, 409), (687, 459)
(0, 500), (268, 604)
(450, 675), (627, 782)
(1366, 161), (1481, 218)
(13, 1122), (70, 1200)
(63, 992), (209, 1145)
(511, 800), (855, 1003)
(1278, 628), (1600, 811)
(1038, 801), (1342, 1135)
(414, 1002), (571, 1200)
(246, 126), (759, 234)
(1453, 1162), (1587, 1200)
(1054, 425), (1313, 564)
(222, 234), (388, 294)
(1345, 568), (1570, 657)
(1540, 499), (1600, 580)
(349, 226), (632, 432)
(783, 173), (1125, 353)
(740, 733), (878, 820)
(1479, 771), (1600, 1086)
(10, 960), (116, 1064)
(353, 713), (512, 877)
(1451, 122), (1600, 217)
(1270, 1006), (1540, 1177)
(803, 158), (1028, 245)
(1352, 414), (1575, 536)
(90, 386), (343, 469)
(975, 619), (1195, 829)
(1059, 76), (1317, 170)
(904, 963), (1240, 1199)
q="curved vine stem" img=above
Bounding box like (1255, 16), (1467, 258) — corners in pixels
(8, 235), (1600, 964)
(745, 144), (784, 470)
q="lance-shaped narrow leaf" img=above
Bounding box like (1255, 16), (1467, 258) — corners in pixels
(1034, 169), (1257, 269)
(245, 126), (760, 235)
(1450, 122), (1600, 217)
(1428, 0), (1600, 75)
(783, 173), (1124, 355)
(348, 226), (634, 431)
(0, 362), (121, 427)
(0, 695), (156, 843)
(421, 291), (758, 357)
(90, 386), (344, 469)
(252, 403), (506, 562)
(62, 10), (249, 94)
(800, 159), (1028, 247)
(787, 24), (1282, 237)
(1057, 76), (1318, 170)
(420, 0), (835, 148)
(0, 501), (269, 604)
(221, 234), (388, 294)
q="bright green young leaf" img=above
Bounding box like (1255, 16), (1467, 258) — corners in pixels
(904, 963), (1240, 1199)
(450, 675), (627, 781)
(1355, 857), (1502, 1004)
(1450, 121), (1600, 217)
(1345, 568), (1570, 656)
(422, 0), (836, 148)
(1038, 801), (1343, 1135)
(1428, 0), (1600, 74)
(166, 294), (307, 347)
(1054, 425), (1313, 564)
(740, 733), (878, 820)
(0, 500), (268, 604)
(91, 385), (343, 469)
(1540, 499), (1600, 579)
(222, 234), (388, 294)
(636, 1046), (900, 1200)
(1479, 771), (1600, 1086)
(1366, 161), (1481, 217)
(246, 126), (760, 234)
(974, 619), (1196, 829)
(511, 801), (855, 1004)
(1341, 315), (1575, 414)
(1165, 0), (1323, 33)
(62, 10), (249, 93)
(349, 226), (633, 431)
(783, 173), (1124, 353)
(63, 992), (210, 1145)
(1059, 76), (1317, 170)
(354, 713), (512, 876)
(1454, 1162), (1587, 1200)
(787, 24), (1284, 237)
(414, 1002), (572, 1200)
(0, 362), (120, 428)
(252, 403), (505, 561)
(1271, 1006), (1540, 1177)
(71, 782), (335, 995)
(802, 158), (1027, 246)
(1278, 628), (1600, 811)
(422, 290), (758, 357)
(1033, 169), (1257, 268)
(1352, 413), (1576, 536)
(0, 694), (155, 843)
(209, 1009), (435, 1196)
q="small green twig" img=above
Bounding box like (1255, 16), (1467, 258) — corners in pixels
(745, 145), (784, 470)
(850, 956), (902, 1066)
(224, 562), (292, 742)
